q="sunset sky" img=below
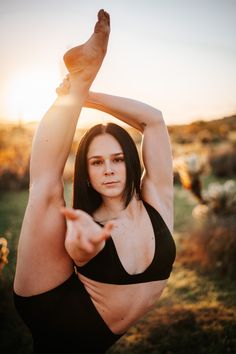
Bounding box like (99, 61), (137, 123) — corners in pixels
(1, 0), (236, 126)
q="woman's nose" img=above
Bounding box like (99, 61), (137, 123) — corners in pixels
(104, 168), (114, 176)
(104, 162), (114, 175)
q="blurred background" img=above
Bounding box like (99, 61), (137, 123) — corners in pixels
(1, 0), (236, 353)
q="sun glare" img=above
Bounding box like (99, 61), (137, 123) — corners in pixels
(5, 71), (58, 123)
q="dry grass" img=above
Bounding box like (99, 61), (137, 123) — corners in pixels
(0, 117), (236, 353)
(108, 260), (236, 354)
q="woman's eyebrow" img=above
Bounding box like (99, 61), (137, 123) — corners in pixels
(88, 152), (124, 160)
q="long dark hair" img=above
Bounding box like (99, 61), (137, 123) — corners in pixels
(73, 123), (142, 214)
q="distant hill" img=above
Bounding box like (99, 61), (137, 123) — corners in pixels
(168, 114), (236, 144)
(1, 113), (235, 189)
(168, 114), (236, 133)
(1, 114), (235, 142)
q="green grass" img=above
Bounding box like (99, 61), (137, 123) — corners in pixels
(174, 185), (197, 232)
(0, 189), (32, 353)
(0, 183), (236, 354)
(0, 189), (28, 282)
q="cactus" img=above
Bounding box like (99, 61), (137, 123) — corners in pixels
(0, 237), (9, 273)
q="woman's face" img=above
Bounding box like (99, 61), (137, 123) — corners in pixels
(87, 133), (126, 200)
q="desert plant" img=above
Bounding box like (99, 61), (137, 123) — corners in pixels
(174, 153), (206, 203)
(188, 180), (236, 279)
(209, 151), (236, 178)
(0, 237), (9, 273)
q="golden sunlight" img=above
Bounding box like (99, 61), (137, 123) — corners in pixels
(5, 71), (58, 123)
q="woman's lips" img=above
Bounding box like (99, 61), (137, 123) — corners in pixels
(102, 181), (119, 185)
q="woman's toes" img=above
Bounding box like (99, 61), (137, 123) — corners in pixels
(98, 9), (104, 20)
(94, 9), (110, 33)
(104, 11), (110, 25)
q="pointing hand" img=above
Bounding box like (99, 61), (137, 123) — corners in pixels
(61, 207), (113, 265)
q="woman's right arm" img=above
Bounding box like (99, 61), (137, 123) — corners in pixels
(30, 78), (89, 186)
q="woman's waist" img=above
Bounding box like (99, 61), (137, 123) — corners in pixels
(78, 273), (166, 334)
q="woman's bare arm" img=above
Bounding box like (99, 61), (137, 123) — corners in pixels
(84, 92), (174, 232)
(85, 91), (162, 132)
(30, 80), (89, 186)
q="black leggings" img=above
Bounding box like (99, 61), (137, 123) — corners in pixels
(13, 272), (124, 353)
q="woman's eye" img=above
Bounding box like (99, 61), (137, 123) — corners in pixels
(113, 157), (124, 163)
(92, 160), (103, 166)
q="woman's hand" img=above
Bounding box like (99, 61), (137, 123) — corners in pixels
(55, 75), (71, 95)
(61, 207), (113, 266)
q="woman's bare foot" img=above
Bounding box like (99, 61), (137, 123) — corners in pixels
(63, 9), (110, 77)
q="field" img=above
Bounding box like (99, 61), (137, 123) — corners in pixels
(0, 116), (236, 353)
(0, 181), (236, 354)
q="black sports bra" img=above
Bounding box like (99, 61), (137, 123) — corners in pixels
(76, 201), (176, 284)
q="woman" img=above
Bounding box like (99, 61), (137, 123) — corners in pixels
(13, 9), (176, 354)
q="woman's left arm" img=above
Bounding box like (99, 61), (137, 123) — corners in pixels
(85, 92), (173, 232)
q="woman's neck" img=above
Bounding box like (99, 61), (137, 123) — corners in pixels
(95, 195), (142, 223)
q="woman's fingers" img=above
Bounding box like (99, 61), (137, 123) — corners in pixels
(60, 207), (79, 221)
(103, 221), (114, 239)
(55, 75), (71, 95)
(92, 221), (113, 244)
(61, 206), (113, 253)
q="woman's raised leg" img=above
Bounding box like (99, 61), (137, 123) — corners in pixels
(14, 10), (110, 296)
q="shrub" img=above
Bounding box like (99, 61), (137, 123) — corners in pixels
(183, 180), (236, 280)
(174, 153), (206, 202)
(0, 167), (29, 190)
(209, 151), (236, 178)
(0, 237), (9, 273)
(187, 215), (236, 280)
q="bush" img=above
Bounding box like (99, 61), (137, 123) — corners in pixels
(209, 151), (236, 178)
(181, 180), (236, 280)
(186, 216), (236, 279)
(0, 169), (29, 190)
